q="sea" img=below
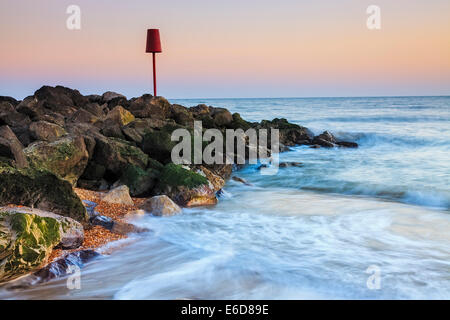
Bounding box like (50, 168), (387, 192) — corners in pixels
(1, 96), (449, 299)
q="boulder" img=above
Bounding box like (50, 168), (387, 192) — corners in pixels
(119, 164), (158, 197)
(198, 166), (225, 192)
(0, 125), (28, 168)
(70, 109), (99, 124)
(102, 91), (126, 103)
(312, 131), (336, 147)
(142, 127), (178, 164)
(128, 94), (171, 119)
(211, 107), (233, 127)
(33, 85), (87, 117)
(0, 206), (84, 249)
(0, 96), (19, 106)
(140, 195), (182, 216)
(29, 121), (66, 142)
(170, 104), (194, 126)
(92, 137), (149, 177)
(0, 101), (15, 114)
(102, 185), (134, 206)
(157, 163), (217, 207)
(258, 118), (314, 146)
(0, 164), (88, 223)
(24, 135), (89, 185)
(105, 105), (135, 126)
(0, 210), (61, 283)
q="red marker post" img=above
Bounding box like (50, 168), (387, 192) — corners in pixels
(145, 29), (162, 96)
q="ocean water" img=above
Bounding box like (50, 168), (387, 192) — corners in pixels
(1, 96), (449, 299)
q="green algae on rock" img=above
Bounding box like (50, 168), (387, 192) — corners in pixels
(0, 164), (88, 223)
(0, 211), (61, 283)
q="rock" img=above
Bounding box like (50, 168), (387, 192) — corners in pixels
(211, 107), (233, 127)
(0, 125), (28, 168)
(232, 176), (253, 186)
(24, 135), (89, 185)
(0, 109), (31, 128)
(336, 141), (358, 148)
(102, 91), (126, 103)
(32, 250), (99, 284)
(125, 209), (146, 218)
(170, 104), (194, 126)
(90, 214), (114, 229)
(0, 96), (19, 106)
(0, 210), (62, 283)
(111, 220), (148, 235)
(227, 112), (252, 130)
(102, 185), (134, 206)
(33, 85), (87, 117)
(198, 166), (225, 192)
(92, 136), (149, 177)
(70, 109), (99, 124)
(100, 119), (126, 139)
(128, 94), (171, 119)
(83, 103), (107, 117)
(122, 126), (143, 144)
(0, 164), (88, 223)
(119, 164), (158, 197)
(258, 118), (314, 146)
(142, 125), (179, 163)
(279, 161), (303, 168)
(0, 101), (15, 114)
(312, 131), (336, 147)
(140, 195), (182, 216)
(29, 121), (66, 142)
(157, 163), (217, 207)
(90, 213), (147, 234)
(0, 206), (84, 249)
(105, 105), (135, 126)
(203, 163), (233, 180)
(311, 131), (358, 148)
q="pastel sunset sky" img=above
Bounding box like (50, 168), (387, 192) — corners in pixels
(1, 0), (449, 99)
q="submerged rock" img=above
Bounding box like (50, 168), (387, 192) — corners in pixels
(140, 195), (182, 216)
(312, 131), (358, 148)
(0, 211), (62, 283)
(279, 161), (303, 168)
(102, 185), (134, 206)
(232, 176), (253, 186)
(0, 164), (88, 223)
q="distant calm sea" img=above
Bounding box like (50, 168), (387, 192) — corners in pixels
(2, 96), (449, 299)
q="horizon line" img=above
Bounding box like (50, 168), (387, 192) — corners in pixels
(169, 94), (450, 100)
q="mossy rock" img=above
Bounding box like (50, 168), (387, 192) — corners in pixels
(120, 164), (158, 197)
(93, 137), (149, 176)
(227, 113), (252, 130)
(0, 164), (88, 223)
(142, 125), (182, 164)
(158, 163), (208, 189)
(156, 164), (216, 207)
(0, 211), (61, 283)
(24, 135), (89, 185)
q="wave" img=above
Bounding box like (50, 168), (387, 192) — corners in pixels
(331, 131), (450, 148)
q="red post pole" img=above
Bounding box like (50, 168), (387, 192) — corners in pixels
(152, 52), (157, 96)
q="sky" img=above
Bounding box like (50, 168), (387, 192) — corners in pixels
(0, 0), (449, 99)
